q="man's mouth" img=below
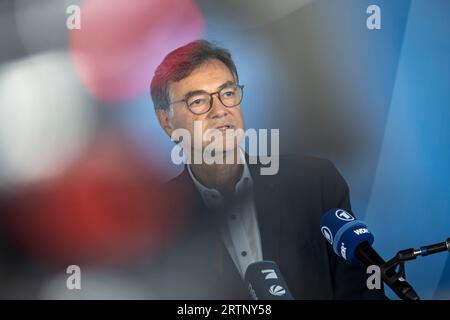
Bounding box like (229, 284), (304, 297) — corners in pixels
(215, 124), (234, 131)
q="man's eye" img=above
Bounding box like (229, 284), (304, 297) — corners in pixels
(190, 98), (204, 106)
(222, 91), (235, 97)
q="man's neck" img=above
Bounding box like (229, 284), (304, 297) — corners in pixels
(189, 149), (243, 196)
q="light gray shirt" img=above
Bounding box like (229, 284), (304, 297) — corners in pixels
(187, 150), (263, 278)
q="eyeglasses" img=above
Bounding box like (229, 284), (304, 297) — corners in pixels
(170, 84), (244, 115)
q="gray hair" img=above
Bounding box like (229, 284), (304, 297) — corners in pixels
(150, 40), (239, 114)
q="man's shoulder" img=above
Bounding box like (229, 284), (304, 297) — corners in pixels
(252, 153), (341, 181)
(163, 167), (200, 205)
(166, 167), (189, 187)
(280, 154), (336, 171)
(281, 154), (349, 194)
(164, 154), (345, 191)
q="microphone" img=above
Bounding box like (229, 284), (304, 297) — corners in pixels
(388, 238), (450, 261)
(320, 208), (420, 300)
(410, 238), (450, 257)
(244, 261), (294, 300)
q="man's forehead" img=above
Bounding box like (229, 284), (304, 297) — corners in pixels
(170, 59), (235, 96)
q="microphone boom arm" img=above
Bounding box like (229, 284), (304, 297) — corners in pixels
(380, 237), (450, 300)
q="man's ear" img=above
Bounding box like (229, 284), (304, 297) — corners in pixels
(156, 109), (174, 138)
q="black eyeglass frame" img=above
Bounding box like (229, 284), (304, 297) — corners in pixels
(169, 84), (245, 115)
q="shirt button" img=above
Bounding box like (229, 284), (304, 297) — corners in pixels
(241, 251), (247, 257)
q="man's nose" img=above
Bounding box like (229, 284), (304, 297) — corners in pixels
(208, 93), (228, 118)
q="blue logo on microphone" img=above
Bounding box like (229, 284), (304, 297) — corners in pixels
(335, 209), (355, 221)
(321, 226), (333, 244)
(269, 285), (286, 296)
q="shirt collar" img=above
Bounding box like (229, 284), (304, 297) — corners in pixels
(187, 148), (253, 208)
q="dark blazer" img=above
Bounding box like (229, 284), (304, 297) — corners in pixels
(155, 154), (385, 300)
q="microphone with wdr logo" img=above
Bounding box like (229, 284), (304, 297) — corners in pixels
(320, 208), (420, 300)
(244, 261), (294, 300)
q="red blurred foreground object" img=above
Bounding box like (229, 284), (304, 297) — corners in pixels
(69, 0), (204, 102)
(4, 134), (192, 266)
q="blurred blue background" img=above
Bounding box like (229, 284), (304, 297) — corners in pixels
(198, 0), (450, 299)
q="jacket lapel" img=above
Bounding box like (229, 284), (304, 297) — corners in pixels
(248, 161), (282, 264)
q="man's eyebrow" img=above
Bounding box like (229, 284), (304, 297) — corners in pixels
(182, 81), (236, 100)
(217, 80), (236, 91)
(183, 89), (208, 100)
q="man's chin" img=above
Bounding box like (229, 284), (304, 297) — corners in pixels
(184, 143), (240, 165)
(204, 138), (240, 153)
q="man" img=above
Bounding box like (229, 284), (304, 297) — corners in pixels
(150, 40), (385, 299)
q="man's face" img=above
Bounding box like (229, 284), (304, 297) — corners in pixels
(158, 59), (245, 152)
